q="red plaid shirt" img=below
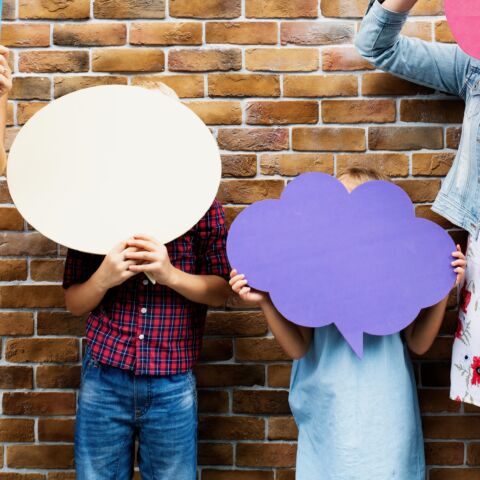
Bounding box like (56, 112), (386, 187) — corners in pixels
(63, 200), (230, 376)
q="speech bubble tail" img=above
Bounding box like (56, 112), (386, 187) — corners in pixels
(335, 324), (364, 359)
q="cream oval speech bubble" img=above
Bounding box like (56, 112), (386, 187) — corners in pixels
(7, 85), (221, 254)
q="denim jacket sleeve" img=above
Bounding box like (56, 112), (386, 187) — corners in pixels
(355, 0), (471, 98)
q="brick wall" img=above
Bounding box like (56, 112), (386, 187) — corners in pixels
(0, 0), (478, 478)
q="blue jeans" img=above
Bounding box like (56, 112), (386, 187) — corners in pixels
(75, 346), (197, 479)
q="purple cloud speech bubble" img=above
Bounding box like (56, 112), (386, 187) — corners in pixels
(227, 173), (456, 357)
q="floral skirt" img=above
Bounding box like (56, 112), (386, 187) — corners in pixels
(451, 234), (480, 406)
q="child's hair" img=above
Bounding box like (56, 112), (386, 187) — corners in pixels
(337, 166), (389, 188)
(156, 82), (180, 101)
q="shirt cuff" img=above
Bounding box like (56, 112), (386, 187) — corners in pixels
(369, 0), (409, 26)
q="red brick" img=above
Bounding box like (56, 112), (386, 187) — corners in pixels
(293, 127), (366, 152)
(17, 102), (48, 125)
(418, 389), (460, 413)
(396, 179), (441, 203)
(19, 51), (89, 73)
(207, 22), (277, 45)
(130, 22), (202, 45)
(425, 442), (464, 465)
(284, 74), (358, 97)
(38, 419), (75, 442)
(0, 285), (64, 308)
(268, 416), (298, 440)
(7, 445), (74, 469)
(169, 49), (241, 72)
(54, 23), (126, 46)
(362, 72), (433, 96)
(401, 99), (464, 123)
(3, 393), (76, 415)
(222, 154), (257, 177)
(322, 99), (395, 123)
(246, 48), (318, 72)
(198, 391), (229, 414)
(30, 259), (64, 281)
(203, 471), (273, 480)
(0, 367), (33, 389)
(430, 469), (480, 480)
(337, 153), (409, 177)
(195, 365), (265, 387)
(436, 20), (455, 43)
(93, 48), (164, 72)
(20, 0), (90, 19)
(236, 338), (290, 361)
(412, 153), (455, 177)
(447, 127), (461, 149)
(37, 311), (86, 336)
(209, 73), (280, 97)
(218, 179), (284, 204)
(268, 364), (292, 388)
(0, 232), (57, 256)
(468, 443), (480, 466)
(198, 443), (233, 465)
(0, 312), (34, 336)
(170, 0), (241, 19)
(247, 100), (318, 125)
(321, 0), (367, 17)
(1, 24), (50, 47)
(11, 77), (51, 100)
(6, 338), (78, 363)
(369, 127), (443, 151)
(54, 75), (128, 97)
(199, 416), (265, 440)
(246, 0), (317, 18)
(233, 390), (290, 414)
(94, 0), (165, 19)
(0, 259), (28, 281)
(236, 443), (296, 468)
(205, 311), (268, 336)
(423, 416), (480, 439)
(200, 339), (233, 361)
(261, 153), (334, 176)
(281, 22), (353, 45)
(186, 101), (242, 125)
(0, 419), (35, 442)
(36, 365), (81, 389)
(218, 128), (289, 151)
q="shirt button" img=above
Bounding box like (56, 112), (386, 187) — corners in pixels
(139, 334), (145, 340)
(141, 307), (147, 314)
(143, 279), (149, 286)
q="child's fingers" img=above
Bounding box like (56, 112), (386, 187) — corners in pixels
(232, 279), (248, 293)
(451, 259), (466, 267)
(230, 269), (238, 279)
(229, 274), (245, 286)
(454, 267), (465, 274)
(240, 286), (251, 296)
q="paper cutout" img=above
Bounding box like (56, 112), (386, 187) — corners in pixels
(227, 173), (456, 357)
(445, 0), (480, 59)
(7, 85), (221, 254)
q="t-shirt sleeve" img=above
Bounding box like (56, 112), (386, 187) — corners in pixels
(195, 199), (231, 280)
(62, 249), (103, 289)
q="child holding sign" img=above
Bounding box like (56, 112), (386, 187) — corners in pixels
(64, 84), (231, 480)
(0, 45), (12, 174)
(356, 0), (480, 407)
(230, 168), (466, 480)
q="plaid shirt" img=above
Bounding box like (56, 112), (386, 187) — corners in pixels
(63, 200), (230, 376)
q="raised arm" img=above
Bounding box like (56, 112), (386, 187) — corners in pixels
(356, 0), (471, 97)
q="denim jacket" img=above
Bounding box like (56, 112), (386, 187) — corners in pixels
(356, 0), (480, 239)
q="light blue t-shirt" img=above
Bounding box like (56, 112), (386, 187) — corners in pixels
(289, 325), (425, 480)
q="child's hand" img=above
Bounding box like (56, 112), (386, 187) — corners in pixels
(452, 244), (467, 287)
(229, 269), (269, 307)
(95, 241), (139, 290)
(125, 234), (175, 285)
(0, 46), (12, 97)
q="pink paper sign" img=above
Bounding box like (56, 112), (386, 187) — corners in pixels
(445, 0), (480, 59)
